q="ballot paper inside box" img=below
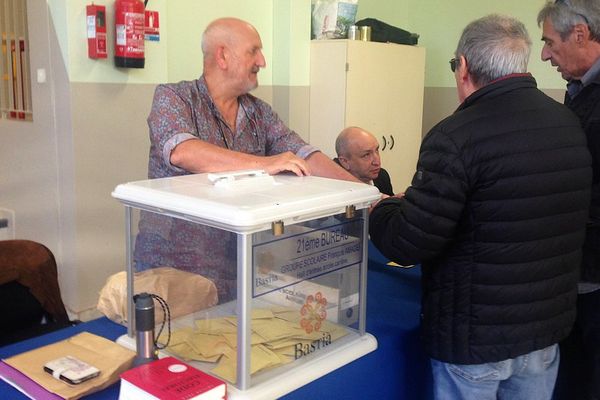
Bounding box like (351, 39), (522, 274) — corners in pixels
(111, 170), (380, 399)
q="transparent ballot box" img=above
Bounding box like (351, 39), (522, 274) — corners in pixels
(111, 170), (380, 399)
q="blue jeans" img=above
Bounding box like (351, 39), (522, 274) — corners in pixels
(431, 344), (559, 400)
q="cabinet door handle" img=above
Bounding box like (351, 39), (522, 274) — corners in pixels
(382, 136), (387, 151)
(389, 135), (395, 150)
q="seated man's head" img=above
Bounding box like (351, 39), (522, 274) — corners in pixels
(335, 126), (381, 184)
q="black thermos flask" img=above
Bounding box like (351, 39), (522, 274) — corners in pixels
(133, 292), (158, 366)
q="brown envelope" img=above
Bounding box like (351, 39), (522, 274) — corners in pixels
(4, 332), (135, 400)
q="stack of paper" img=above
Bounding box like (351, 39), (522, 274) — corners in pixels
(157, 307), (349, 383)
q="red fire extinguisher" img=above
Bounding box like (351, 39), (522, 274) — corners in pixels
(114, 0), (145, 68)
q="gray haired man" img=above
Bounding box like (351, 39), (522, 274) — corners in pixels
(538, 1), (600, 399)
(369, 14), (592, 400)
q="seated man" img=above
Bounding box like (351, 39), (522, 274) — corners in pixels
(134, 17), (357, 303)
(334, 126), (394, 196)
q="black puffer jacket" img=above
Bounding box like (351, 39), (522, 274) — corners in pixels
(370, 75), (592, 364)
(565, 78), (600, 283)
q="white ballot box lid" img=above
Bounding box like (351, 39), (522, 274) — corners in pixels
(112, 170), (381, 233)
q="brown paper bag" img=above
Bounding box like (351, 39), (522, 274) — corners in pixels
(4, 332), (135, 400)
(97, 267), (219, 324)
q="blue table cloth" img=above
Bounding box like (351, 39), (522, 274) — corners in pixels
(0, 243), (432, 399)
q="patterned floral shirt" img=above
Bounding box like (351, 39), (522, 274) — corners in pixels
(146, 75), (316, 178)
(135, 76), (318, 302)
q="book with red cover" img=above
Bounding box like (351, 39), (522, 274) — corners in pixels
(118, 356), (226, 400)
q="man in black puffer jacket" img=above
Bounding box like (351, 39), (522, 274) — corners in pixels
(369, 14), (592, 400)
(538, 1), (600, 399)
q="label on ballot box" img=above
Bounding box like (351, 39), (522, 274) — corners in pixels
(252, 217), (362, 325)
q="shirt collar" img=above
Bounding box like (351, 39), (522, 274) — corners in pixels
(198, 75), (257, 118)
(197, 75), (257, 124)
(567, 57), (600, 98)
(581, 57), (600, 87)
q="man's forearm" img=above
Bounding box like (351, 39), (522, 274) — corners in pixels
(306, 151), (362, 182)
(170, 138), (264, 173)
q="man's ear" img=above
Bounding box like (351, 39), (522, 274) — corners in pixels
(215, 46), (228, 70)
(573, 23), (590, 44)
(458, 55), (470, 83)
(338, 156), (350, 170)
(455, 55), (478, 102)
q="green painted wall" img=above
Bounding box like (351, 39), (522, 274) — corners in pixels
(50, 0), (566, 89)
(356, 0), (565, 89)
(272, 0), (312, 86)
(167, 0), (275, 84)
(49, 0), (310, 85)
(165, 0), (311, 86)
(47, 0), (168, 83)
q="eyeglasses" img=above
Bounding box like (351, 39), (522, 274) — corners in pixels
(449, 58), (460, 73)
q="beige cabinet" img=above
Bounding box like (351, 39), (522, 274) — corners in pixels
(309, 39), (426, 192)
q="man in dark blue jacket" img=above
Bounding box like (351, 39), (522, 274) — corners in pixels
(370, 14), (592, 400)
(538, 1), (600, 399)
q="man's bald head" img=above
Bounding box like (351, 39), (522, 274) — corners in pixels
(335, 126), (382, 184)
(202, 18), (258, 62)
(335, 126), (375, 157)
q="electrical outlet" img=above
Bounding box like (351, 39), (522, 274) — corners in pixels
(0, 208), (15, 240)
